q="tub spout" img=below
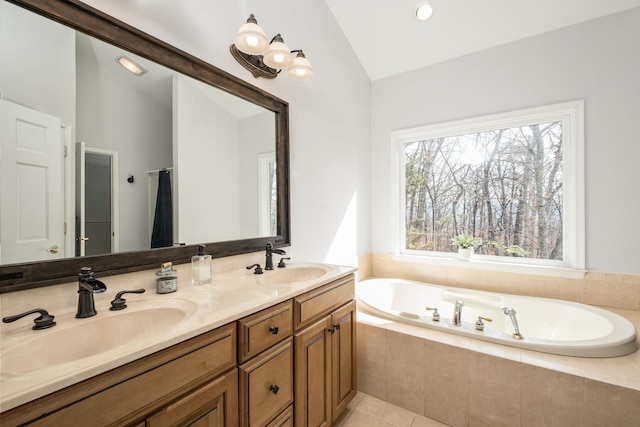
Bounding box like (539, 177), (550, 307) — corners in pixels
(501, 306), (523, 339)
(453, 300), (463, 326)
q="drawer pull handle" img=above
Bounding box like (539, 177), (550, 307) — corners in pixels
(269, 384), (280, 395)
(269, 326), (279, 334)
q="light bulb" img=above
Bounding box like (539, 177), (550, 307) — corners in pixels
(246, 35), (259, 47)
(234, 14), (268, 55)
(287, 51), (313, 80)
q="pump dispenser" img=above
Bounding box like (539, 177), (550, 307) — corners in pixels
(191, 244), (212, 285)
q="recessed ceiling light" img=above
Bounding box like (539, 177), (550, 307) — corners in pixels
(116, 55), (147, 76)
(416, 3), (433, 21)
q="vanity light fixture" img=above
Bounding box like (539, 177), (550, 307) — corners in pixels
(415, 2), (434, 21)
(230, 14), (313, 80)
(117, 55), (147, 76)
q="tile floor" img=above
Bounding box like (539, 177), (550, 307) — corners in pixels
(334, 392), (448, 427)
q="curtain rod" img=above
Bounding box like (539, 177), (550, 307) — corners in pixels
(146, 167), (174, 174)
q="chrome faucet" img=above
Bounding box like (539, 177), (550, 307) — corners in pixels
(501, 306), (523, 339)
(453, 300), (464, 326)
(265, 242), (286, 270)
(76, 267), (107, 318)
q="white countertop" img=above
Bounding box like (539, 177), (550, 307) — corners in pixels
(0, 262), (356, 412)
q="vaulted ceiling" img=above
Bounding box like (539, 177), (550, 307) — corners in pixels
(324, 0), (640, 80)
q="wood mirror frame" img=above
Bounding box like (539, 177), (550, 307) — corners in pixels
(0, 0), (290, 293)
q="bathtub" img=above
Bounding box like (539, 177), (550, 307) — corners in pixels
(356, 278), (638, 358)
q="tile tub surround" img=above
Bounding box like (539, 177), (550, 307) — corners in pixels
(0, 250), (355, 412)
(357, 311), (640, 427)
(358, 253), (640, 312)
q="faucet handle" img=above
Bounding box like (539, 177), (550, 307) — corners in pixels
(2, 308), (56, 330)
(425, 306), (440, 322)
(277, 257), (290, 268)
(475, 316), (492, 331)
(110, 289), (146, 311)
(246, 263), (263, 274)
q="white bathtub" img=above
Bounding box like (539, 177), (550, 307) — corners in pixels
(356, 278), (638, 358)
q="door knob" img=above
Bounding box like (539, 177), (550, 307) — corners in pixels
(48, 245), (62, 254)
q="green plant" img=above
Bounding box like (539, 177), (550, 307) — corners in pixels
(451, 233), (482, 249)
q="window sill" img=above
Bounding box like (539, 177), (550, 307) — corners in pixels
(392, 253), (586, 280)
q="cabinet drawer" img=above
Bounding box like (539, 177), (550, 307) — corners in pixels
(239, 338), (293, 427)
(294, 274), (354, 330)
(265, 405), (293, 427)
(238, 300), (293, 363)
(146, 369), (238, 427)
(11, 323), (236, 427)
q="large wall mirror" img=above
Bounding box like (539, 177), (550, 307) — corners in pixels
(0, 0), (290, 293)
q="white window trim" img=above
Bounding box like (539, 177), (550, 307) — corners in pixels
(390, 101), (585, 276)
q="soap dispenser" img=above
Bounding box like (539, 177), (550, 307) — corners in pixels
(191, 244), (212, 285)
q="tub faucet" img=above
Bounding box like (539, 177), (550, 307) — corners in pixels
(501, 306), (523, 340)
(76, 267), (107, 318)
(453, 300), (464, 326)
(265, 242), (286, 270)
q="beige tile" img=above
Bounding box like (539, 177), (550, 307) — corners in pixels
(357, 254), (373, 281)
(602, 272), (640, 284)
(468, 340), (521, 363)
(424, 341), (469, 408)
(521, 364), (584, 427)
(357, 323), (387, 380)
(468, 352), (521, 426)
(357, 371), (387, 401)
(411, 264), (448, 286)
(580, 279), (640, 310)
(519, 350), (583, 377)
(583, 379), (640, 426)
(387, 330), (425, 393)
(468, 413), (516, 427)
(342, 409), (396, 427)
(491, 271), (531, 295)
(355, 394), (417, 427)
(335, 392), (366, 427)
(447, 266), (490, 289)
(410, 414), (449, 427)
(537, 276), (580, 302)
(372, 253), (392, 278)
(424, 396), (468, 427)
(386, 383), (424, 415)
(387, 260), (415, 281)
(584, 271), (603, 280)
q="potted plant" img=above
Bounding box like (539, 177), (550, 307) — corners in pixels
(451, 233), (482, 260)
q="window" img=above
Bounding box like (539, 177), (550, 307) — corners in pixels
(393, 101), (584, 269)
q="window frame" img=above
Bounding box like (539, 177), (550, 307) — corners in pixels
(391, 101), (585, 271)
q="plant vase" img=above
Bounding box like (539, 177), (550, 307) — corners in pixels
(457, 247), (474, 261)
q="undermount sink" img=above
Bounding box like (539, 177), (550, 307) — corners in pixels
(255, 266), (329, 285)
(2, 299), (196, 374)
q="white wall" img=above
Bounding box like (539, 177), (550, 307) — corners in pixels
(371, 8), (640, 274)
(174, 75), (241, 244)
(239, 112), (276, 238)
(78, 0), (372, 267)
(0, 2), (75, 128)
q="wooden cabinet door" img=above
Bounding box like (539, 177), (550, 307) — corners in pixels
(330, 300), (357, 422)
(294, 316), (332, 427)
(146, 369), (238, 427)
(239, 338), (294, 427)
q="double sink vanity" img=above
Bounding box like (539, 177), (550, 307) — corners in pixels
(0, 262), (357, 426)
